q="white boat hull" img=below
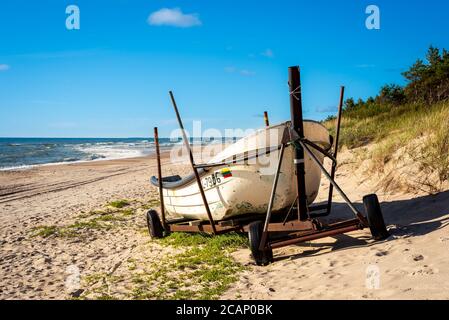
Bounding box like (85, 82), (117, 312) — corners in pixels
(159, 121), (331, 221)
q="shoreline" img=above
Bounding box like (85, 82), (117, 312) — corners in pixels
(0, 155), (149, 172)
(0, 139), (228, 172)
(0, 150), (176, 172)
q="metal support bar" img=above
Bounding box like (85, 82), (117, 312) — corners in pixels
(327, 86), (345, 214)
(288, 66), (308, 221)
(169, 224), (240, 234)
(169, 91), (217, 234)
(264, 111), (270, 127)
(270, 224), (361, 249)
(266, 219), (314, 232)
(154, 127), (168, 230)
(301, 139), (337, 163)
(299, 140), (368, 226)
(259, 143), (286, 251)
(326, 218), (362, 229)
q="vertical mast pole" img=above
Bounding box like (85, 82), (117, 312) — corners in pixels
(264, 111), (270, 127)
(288, 66), (308, 221)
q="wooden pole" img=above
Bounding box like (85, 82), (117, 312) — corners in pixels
(288, 66), (308, 221)
(154, 127), (168, 230)
(168, 91), (217, 234)
(264, 111), (270, 127)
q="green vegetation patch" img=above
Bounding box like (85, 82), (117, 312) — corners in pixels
(130, 232), (248, 300)
(140, 199), (161, 210)
(80, 232), (248, 300)
(120, 209), (135, 216)
(31, 209), (130, 239)
(107, 200), (131, 209)
(31, 225), (62, 238)
(326, 101), (449, 188)
(323, 47), (449, 189)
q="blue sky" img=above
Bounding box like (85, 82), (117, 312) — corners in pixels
(0, 0), (448, 137)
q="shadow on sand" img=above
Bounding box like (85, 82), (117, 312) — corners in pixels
(274, 190), (449, 261)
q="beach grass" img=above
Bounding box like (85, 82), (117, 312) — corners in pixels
(107, 199), (130, 209)
(31, 207), (133, 239)
(140, 199), (160, 210)
(128, 232), (248, 300)
(120, 208), (135, 216)
(31, 196), (250, 300)
(31, 225), (60, 238)
(79, 232), (248, 300)
(324, 101), (449, 189)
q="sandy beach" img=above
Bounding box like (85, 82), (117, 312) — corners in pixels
(2, 0), (449, 304)
(0, 153), (189, 299)
(0, 147), (448, 300)
(224, 148), (449, 299)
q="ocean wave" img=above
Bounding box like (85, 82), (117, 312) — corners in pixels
(88, 154), (106, 160)
(0, 138), (180, 171)
(75, 144), (148, 161)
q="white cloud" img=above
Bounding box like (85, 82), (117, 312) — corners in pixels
(240, 69), (256, 76)
(261, 49), (274, 58)
(148, 8), (202, 28)
(0, 64), (10, 71)
(224, 66), (255, 76)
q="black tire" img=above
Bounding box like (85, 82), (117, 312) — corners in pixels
(363, 194), (390, 241)
(248, 221), (273, 266)
(146, 209), (164, 239)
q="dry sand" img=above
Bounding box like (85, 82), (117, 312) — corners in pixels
(0, 148), (448, 300)
(224, 148), (449, 299)
(0, 153), (190, 299)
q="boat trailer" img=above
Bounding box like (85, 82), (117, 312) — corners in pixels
(147, 66), (390, 266)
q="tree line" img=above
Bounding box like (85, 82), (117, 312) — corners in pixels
(343, 46), (449, 112)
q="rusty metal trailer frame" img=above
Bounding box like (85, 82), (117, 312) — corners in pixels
(150, 65), (378, 264)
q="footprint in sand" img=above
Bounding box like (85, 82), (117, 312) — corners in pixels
(328, 273), (342, 280)
(375, 250), (389, 257)
(412, 254), (424, 262)
(328, 260), (338, 267)
(410, 265), (436, 276)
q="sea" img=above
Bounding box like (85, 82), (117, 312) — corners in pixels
(0, 137), (234, 171)
(0, 137), (179, 171)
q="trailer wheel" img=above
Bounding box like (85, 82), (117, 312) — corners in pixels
(146, 210), (164, 239)
(248, 221), (273, 266)
(363, 194), (390, 241)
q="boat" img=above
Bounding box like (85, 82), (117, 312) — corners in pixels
(150, 120), (331, 221)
